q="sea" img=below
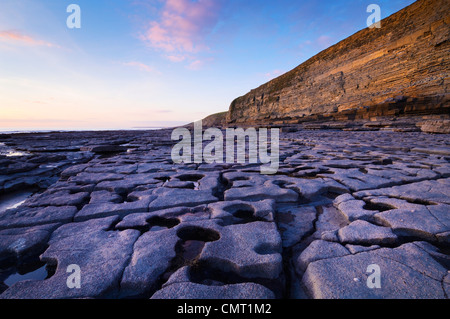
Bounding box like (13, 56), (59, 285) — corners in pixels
(0, 127), (166, 135)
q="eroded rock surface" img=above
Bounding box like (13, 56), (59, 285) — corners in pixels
(0, 129), (448, 299)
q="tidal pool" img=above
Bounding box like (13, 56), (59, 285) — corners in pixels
(0, 191), (33, 213)
(2, 264), (49, 287)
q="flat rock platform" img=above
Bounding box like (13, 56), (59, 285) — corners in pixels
(0, 129), (448, 299)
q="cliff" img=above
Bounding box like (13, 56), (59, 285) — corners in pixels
(201, 111), (228, 127)
(226, 0), (449, 125)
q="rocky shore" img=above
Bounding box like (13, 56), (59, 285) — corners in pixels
(0, 128), (448, 299)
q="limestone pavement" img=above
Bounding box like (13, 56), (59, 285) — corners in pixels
(0, 129), (448, 299)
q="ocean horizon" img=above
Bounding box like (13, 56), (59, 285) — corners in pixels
(0, 127), (175, 134)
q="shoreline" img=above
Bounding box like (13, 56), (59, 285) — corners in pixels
(0, 127), (170, 135)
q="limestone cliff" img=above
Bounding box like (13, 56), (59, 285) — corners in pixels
(201, 111), (228, 127)
(227, 0), (449, 125)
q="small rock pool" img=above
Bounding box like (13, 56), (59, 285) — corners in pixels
(0, 191), (34, 214)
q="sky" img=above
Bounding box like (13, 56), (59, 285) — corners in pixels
(0, 0), (416, 131)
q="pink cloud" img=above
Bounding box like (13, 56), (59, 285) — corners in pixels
(140, 0), (222, 54)
(166, 54), (186, 62)
(0, 30), (59, 48)
(186, 59), (203, 70)
(123, 61), (158, 73)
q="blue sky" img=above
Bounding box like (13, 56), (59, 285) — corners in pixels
(0, 0), (416, 130)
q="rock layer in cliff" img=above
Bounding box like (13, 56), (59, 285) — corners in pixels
(227, 0), (449, 125)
